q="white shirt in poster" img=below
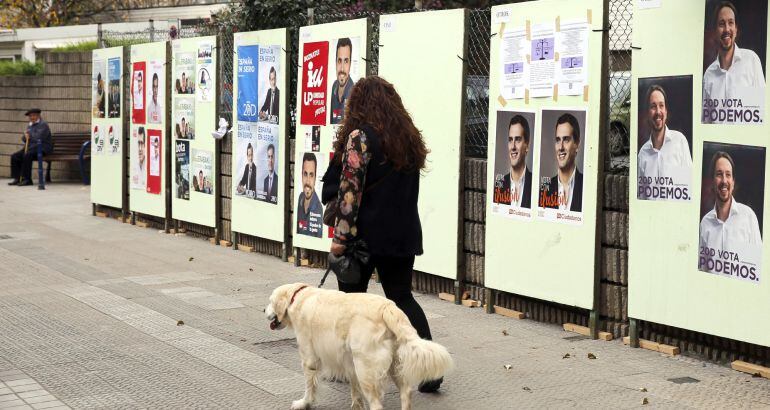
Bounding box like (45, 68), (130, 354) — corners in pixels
(700, 199), (762, 249)
(509, 172), (526, 208)
(637, 127), (692, 179)
(148, 98), (162, 124)
(557, 168), (576, 211)
(703, 44), (765, 109)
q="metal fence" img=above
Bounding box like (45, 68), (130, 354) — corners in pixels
(102, 0), (634, 168)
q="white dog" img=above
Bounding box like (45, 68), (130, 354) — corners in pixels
(265, 283), (453, 410)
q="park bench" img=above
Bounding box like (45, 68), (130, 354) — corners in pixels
(34, 132), (90, 189)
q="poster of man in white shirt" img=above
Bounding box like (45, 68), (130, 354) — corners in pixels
(492, 110), (536, 220)
(698, 142), (765, 283)
(702, 0), (767, 124)
(637, 77), (693, 201)
(537, 109), (586, 225)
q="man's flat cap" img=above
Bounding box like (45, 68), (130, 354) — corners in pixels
(25, 108), (42, 115)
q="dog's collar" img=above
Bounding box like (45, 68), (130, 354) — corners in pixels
(289, 285), (308, 306)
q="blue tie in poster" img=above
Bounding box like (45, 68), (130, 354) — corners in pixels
(237, 45), (259, 122)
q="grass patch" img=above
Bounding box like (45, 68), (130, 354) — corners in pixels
(0, 60), (44, 76)
(52, 41), (99, 52)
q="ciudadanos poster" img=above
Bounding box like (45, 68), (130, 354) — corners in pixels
(701, 0), (767, 124)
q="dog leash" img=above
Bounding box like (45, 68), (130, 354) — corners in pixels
(318, 266), (332, 288)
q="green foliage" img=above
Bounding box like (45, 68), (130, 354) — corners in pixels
(0, 60), (44, 76)
(52, 40), (99, 52)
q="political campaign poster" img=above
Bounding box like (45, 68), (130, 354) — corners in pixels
(236, 45), (259, 123)
(92, 59), (106, 118)
(130, 126), (147, 190)
(295, 151), (325, 237)
(175, 140), (190, 200)
(492, 110), (536, 220)
(300, 41), (329, 126)
(192, 149), (213, 195)
(174, 98), (195, 140)
(107, 125), (120, 155)
(147, 61), (164, 125)
(698, 141), (765, 283)
(147, 130), (162, 194)
(637, 75), (694, 201)
(107, 57), (121, 118)
(234, 122), (258, 199)
(197, 42), (214, 103)
(537, 108), (587, 225)
(174, 52), (196, 95)
(92, 124), (105, 155)
(131, 62), (146, 124)
(257, 45), (281, 124)
(329, 37), (360, 124)
(255, 123), (279, 204)
(304, 126), (321, 152)
(701, 0), (767, 124)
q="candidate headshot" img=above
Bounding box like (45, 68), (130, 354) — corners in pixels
(236, 143), (256, 197)
(541, 112), (584, 212)
(502, 115), (532, 209)
(259, 66), (280, 124)
(698, 150), (762, 274)
(702, 0), (767, 123)
(108, 80), (120, 118)
(148, 73), (162, 123)
(638, 84), (693, 179)
(330, 38), (354, 124)
(94, 72), (105, 118)
(133, 71), (144, 109)
(263, 143), (278, 203)
(296, 152), (322, 237)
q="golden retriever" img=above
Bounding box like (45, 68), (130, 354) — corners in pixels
(265, 283), (453, 410)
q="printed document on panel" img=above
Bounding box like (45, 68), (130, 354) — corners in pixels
(557, 20), (589, 96)
(499, 27), (529, 100)
(528, 23), (556, 98)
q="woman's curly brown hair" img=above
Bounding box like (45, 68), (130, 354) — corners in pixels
(333, 75), (428, 172)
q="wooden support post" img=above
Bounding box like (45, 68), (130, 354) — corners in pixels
(485, 288), (494, 314)
(589, 310), (599, 339)
(293, 247), (301, 267)
(281, 242), (288, 262)
(233, 232), (239, 251)
(131, 211), (136, 225)
(453, 280), (463, 305)
(629, 318), (640, 348)
(92, 203), (97, 216)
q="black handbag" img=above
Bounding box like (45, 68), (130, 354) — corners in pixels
(326, 239), (370, 285)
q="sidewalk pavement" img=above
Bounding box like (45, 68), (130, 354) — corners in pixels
(0, 183), (769, 410)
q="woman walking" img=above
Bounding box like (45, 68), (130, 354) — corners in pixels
(322, 75), (442, 393)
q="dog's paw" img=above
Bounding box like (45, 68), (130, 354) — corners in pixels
(290, 399), (309, 410)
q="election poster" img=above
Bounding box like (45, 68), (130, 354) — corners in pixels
(175, 140), (190, 200)
(192, 149), (213, 195)
(304, 126), (321, 152)
(236, 45), (259, 123)
(255, 123), (279, 204)
(146, 130), (162, 195)
(174, 98), (195, 140)
(197, 42), (215, 103)
(174, 52), (196, 95)
(107, 57), (121, 118)
(130, 126), (147, 190)
(300, 41), (329, 126)
(257, 45), (281, 125)
(329, 37), (360, 124)
(637, 75), (693, 201)
(92, 124), (105, 155)
(537, 108), (587, 225)
(92, 59), (106, 118)
(701, 0), (767, 124)
(697, 142), (765, 283)
(147, 61), (164, 125)
(131, 62), (146, 124)
(234, 122), (258, 199)
(107, 125), (120, 155)
(295, 151), (325, 238)
(492, 110), (536, 220)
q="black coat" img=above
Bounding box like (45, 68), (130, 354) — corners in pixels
(263, 172), (278, 202)
(238, 163), (257, 193)
(260, 88), (280, 120)
(501, 169), (532, 208)
(322, 126), (423, 257)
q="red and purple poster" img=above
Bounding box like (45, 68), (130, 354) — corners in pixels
(146, 129), (162, 194)
(300, 41), (329, 126)
(131, 62), (146, 124)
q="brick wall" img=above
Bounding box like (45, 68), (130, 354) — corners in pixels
(0, 51), (91, 181)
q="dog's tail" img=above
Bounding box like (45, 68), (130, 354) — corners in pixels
(382, 303), (453, 387)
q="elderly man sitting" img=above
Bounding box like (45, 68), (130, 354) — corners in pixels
(8, 109), (53, 186)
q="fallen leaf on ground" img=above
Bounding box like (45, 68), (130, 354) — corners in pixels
(522, 387), (531, 392)
(503, 364), (512, 370)
(177, 320), (184, 326)
(502, 330), (509, 336)
(240, 339), (246, 342)
(587, 353), (597, 359)
(188, 257), (194, 261)
(563, 353), (571, 359)
(642, 398), (649, 405)
(249, 268), (253, 271)
(752, 373), (762, 378)
(639, 387), (647, 392)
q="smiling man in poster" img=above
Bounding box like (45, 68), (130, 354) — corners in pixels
(495, 114), (533, 211)
(637, 83), (693, 201)
(698, 150), (763, 282)
(702, 0), (767, 124)
(540, 113), (583, 214)
(330, 38), (354, 124)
